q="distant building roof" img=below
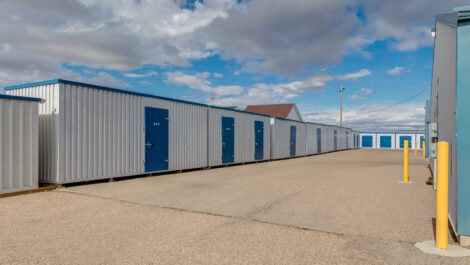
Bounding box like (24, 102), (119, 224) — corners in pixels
(245, 103), (303, 121)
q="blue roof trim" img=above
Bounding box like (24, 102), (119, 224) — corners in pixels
(209, 105), (272, 118)
(4, 79), (60, 90)
(4, 79), (208, 108)
(0, 94), (43, 102)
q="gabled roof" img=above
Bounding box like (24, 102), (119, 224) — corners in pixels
(245, 104), (296, 119)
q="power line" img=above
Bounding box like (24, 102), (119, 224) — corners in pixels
(362, 88), (425, 114)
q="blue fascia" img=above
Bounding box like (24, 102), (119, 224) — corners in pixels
(0, 94), (43, 103)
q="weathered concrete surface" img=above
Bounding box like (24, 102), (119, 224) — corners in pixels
(0, 149), (467, 264)
(67, 149), (434, 242)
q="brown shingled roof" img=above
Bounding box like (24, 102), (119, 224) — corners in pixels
(244, 104), (295, 118)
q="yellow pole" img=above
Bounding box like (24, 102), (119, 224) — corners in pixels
(423, 140), (426, 160)
(436, 141), (449, 249)
(403, 140), (409, 183)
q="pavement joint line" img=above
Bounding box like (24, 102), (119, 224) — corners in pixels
(56, 189), (418, 246)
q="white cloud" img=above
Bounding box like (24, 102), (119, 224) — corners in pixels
(336, 69), (371, 81)
(86, 72), (130, 88)
(350, 88), (373, 100)
(0, 0), (467, 84)
(213, 73), (223, 78)
(215, 73), (333, 106)
(387, 66), (406, 75)
(123, 71), (158, 78)
(0, 0), (236, 86)
(165, 71), (332, 106)
(165, 71), (243, 96)
(302, 103), (425, 131)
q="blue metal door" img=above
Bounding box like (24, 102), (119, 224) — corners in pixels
(316, 128), (322, 153)
(222, 117), (235, 164)
(420, 136), (424, 149)
(254, 121), (264, 160)
(334, 130), (337, 151)
(399, 136), (412, 148)
(362, 136), (373, 148)
(346, 131), (349, 148)
(145, 107), (169, 172)
(380, 136), (392, 148)
(290, 126), (296, 157)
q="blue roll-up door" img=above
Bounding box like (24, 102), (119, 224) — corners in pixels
(362, 135), (373, 148)
(380, 136), (392, 148)
(399, 136), (412, 148)
(222, 117), (235, 164)
(290, 126), (296, 157)
(254, 121), (264, 160)
(144, 107), (169, 172)
(317, 128), (322, 153)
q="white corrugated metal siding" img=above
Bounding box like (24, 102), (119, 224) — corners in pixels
(6, 84), (60, 183)
(56, 83), (209, 183)
(208, 107), (271, 166)
(271, 118), (306, 159)
(306, 123), (318, 155)
(8, 82), (209, 184)
(0, 97), (39, 194)
(143, 97), (208, 171)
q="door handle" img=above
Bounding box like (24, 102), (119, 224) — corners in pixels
(145, 142), (154, 148)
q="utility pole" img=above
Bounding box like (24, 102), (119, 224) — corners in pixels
(210, 94), (216, 105)
(339, 87), (346, 127)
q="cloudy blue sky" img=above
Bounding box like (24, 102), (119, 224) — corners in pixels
(0, 0), (467, 130)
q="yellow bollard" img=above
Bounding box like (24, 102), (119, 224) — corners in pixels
(403, 140), (409, 183)
(423, 140), (426, 160)
(436, 141), (449, 249)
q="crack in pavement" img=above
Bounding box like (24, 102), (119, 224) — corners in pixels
(242, 187), (306, 219)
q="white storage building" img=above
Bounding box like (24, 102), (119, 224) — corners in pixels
(270, 117), (306, 160)
(208, 107), (271, 167)
(0, 94), (41, 194)
(6, 79), (209, 184)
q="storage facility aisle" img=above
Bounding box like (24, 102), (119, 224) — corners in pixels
(0, 149), (463, 264)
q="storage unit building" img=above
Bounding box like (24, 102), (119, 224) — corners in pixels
(377, 133), (396, 149)
(305, 123), (329, 155)
(359, 132), (424, 149)
(360, 133), (376, 148)
(208, 107), (271, 167)
(428, 6), (470, 243)
(5, 79), (209, 184)
(271, 117), (306, 159)
(0, 94), (40, 194)
(395, 133), (416, 150)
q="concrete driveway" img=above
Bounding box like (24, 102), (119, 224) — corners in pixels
(1, 149), (466, 264)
